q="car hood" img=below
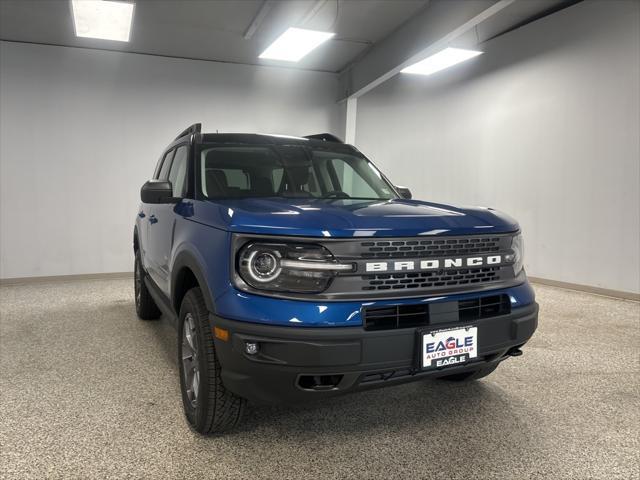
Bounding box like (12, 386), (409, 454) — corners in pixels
(192, 197), (519, 238)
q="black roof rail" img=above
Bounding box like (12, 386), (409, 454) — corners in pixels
(175, 123), (201, 141)
(304, 133), (344, 143)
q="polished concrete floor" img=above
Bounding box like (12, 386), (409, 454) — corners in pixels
(1, 278), (638, 479)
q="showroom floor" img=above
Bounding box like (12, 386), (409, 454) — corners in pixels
(1, 279), (638, 479)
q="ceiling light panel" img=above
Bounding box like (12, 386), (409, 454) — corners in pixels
(71, 0), (135, 42)
(259, 28), (335, 62)
(401, 47), (483, 76)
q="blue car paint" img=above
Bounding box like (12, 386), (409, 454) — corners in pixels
(189, 197), (519, 237)
(138, 196), (534, 327)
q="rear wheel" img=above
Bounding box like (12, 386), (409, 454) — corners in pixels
(134, 249), (161, 320)
(178, 287), (245, 434)
(437, 363), (498, 382)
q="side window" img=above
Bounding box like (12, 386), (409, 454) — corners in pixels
(330, 158), (378, 198)
(152, 157), (163, 179)
(158, 149), (175, 180)
(168, 146), (188, 197)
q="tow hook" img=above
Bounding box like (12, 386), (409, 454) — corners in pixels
(507, 347), (523, 357)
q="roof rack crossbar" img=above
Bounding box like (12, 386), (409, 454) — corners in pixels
(304, 133), (344, 143)
(175, 123), (202, 141)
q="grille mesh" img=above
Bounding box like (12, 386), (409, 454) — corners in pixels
(361, 267), (501, 291)
(362, 294), (511, 331)
(360, 237), (502, 258)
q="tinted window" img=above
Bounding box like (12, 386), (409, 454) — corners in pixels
(158, 149), (174, 180)
(199, 145), (395, 200)
(168, 145), (188, 197)
(329, 157), (378, 198)
(223, 169), (249, 189)
(272, 168), (284, 190)
(201, 147), (280, 198)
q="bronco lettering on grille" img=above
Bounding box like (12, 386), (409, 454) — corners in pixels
(365, 255), (502, 273)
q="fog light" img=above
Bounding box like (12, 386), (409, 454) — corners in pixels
(245, 342), (259, 355)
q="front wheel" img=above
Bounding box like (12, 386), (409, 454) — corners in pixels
(178, 287), (245, 434)
(437, 363), (498, 382)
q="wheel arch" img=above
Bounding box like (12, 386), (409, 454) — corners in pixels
(171, 251), (215, 314)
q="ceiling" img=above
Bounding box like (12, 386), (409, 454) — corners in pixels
(0, 0), (579, 74)
(0, 0), (429, 73)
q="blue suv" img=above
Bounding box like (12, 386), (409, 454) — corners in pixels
(134, 124), (538, 434)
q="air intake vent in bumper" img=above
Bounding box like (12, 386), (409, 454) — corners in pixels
(363, 294), (511, 331)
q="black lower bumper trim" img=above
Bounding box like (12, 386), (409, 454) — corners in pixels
(211, 303), (538, 404)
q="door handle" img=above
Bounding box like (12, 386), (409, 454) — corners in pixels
(149, 214), (158, 225)
(138, 211), (146, 218)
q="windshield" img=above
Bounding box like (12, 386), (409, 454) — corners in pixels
(199, 145), (397, 200)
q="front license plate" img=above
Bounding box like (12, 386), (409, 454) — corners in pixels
(422, 326), (478, 369)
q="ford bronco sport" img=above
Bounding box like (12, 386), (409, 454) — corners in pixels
(134, 123), (538, 434)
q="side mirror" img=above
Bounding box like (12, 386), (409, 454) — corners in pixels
(396, 186), (412, 199)
(141, 180), (176, 204)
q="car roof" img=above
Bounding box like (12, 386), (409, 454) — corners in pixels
(198, 133), (351, 149)
(167, 125), (355, 152)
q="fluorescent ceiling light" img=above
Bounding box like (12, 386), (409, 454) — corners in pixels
(71, 0), (135, 42)
(259, 27), (334, 62)
(401, 47), (483, 76)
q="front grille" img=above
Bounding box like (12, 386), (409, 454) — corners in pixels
(360, 237), (502, 258)
(318, 234), (516, 299)
(361, 266), (501, 291)
(363, 294), (511, 331)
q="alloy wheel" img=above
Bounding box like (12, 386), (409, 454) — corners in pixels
(181, 313), (200, 408)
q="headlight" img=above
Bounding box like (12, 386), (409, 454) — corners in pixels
(245, 249), (282, 283)
(507, 233), (524, 275)
(237, 242), (353, 293)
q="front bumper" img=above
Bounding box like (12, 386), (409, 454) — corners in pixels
(214, 282), (536, 327)
(212, 302), (538, 404)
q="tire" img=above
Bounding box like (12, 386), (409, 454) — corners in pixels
(134, 249), (161, 320)
(178, 287), (245, 434)
(437, 363), (498, 382)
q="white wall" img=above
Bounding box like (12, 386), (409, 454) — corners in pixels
(355, 0), (640, 294)
(0, 41), (343, 279)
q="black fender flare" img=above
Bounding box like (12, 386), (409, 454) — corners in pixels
(171, 250), (216, 314)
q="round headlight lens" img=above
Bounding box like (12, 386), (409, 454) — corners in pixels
(246, 250), (281, 283)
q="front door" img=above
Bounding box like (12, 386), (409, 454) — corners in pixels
(149, 144), (189, 296)
(144, 148), (174, 288)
